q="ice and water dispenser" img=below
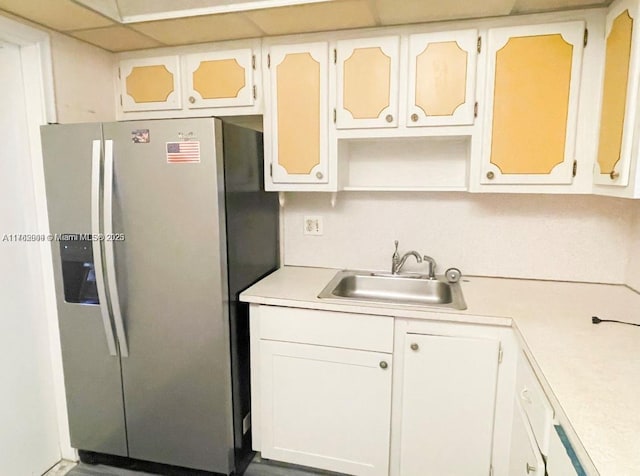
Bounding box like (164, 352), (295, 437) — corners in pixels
(59, 238), (99, 304)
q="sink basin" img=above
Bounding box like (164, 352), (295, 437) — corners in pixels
(318, 270), (466, 310)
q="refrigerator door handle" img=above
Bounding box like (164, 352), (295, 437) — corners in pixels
(91, 139), (118, 357)
(103, 140), (129, 357)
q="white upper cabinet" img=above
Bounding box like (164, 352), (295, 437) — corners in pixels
(265, 42), (330, 188)
(183, 49), (255, 109)
(119, 56), (181, 112)
(116, 40), (262, 119)
(335, 36), (400, 129)
(594, 0), (639, 188)
(407, 29), (478, 126)
(480, 22), (585, 186)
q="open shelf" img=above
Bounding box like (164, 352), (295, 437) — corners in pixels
(338, 136), (470, 191)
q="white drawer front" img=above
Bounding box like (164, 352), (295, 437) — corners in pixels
(258, 306), (393, 352)
(509, 400), (546, 476)
(516, 352), (554, 454)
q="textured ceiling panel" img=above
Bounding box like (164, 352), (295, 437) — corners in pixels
(245, 0), (377, 35)
(0, 0), (114, 31)
(129, 13), (264, 44)
(69, 25), (163, 51)
(0, 0), (615, 52)
(374, 0), (517, 25)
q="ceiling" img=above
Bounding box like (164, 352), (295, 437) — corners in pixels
(0, 0), (611, 52)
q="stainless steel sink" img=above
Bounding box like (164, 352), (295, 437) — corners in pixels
(318, 270), (466, 310)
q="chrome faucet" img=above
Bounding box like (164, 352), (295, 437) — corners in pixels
(392, 240), (423, 275)
(423, 255), (437, 280)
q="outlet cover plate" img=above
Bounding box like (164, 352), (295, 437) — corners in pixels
(304, 216), (323, 235)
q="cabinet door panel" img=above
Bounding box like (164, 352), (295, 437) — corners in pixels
(509, 401), (546, 476)
(336, 36), (400, 129)
(516, 353), (554, 455)
(399, 333), (499, 476)
(185, 49), (254, 109)
(268, 43), (329, 184)
(408, 30), (478, 126)
(595, 1), (639, 186)
(260, 341), (392, 476)
(481, 22), (585, 185)
(120, 56), (181, 112)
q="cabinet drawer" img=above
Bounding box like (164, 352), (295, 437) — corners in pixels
(258, 306), (393, 352)
(509, 400), (546, 476)
(516, 352), (554, 454)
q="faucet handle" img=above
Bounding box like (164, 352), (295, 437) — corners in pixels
(393, 240), (400, 261)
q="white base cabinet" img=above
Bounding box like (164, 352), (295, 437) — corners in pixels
(260, 341), (392, 475)
(398, 333), (500, 476)
(508, 401), (546, 476)
(250, 305), (394, 475)
(248, 303), (593, 476)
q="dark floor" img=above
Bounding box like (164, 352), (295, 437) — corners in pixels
(66, 456), (341, 476)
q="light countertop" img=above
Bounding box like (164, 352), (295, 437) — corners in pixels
(241, 266), (640, 476)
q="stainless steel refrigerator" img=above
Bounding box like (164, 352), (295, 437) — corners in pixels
(40, 118), (279, 475)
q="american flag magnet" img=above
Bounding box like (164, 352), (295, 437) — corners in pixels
(166, 141), (200, 164)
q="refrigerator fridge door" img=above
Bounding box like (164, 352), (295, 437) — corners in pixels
(102, 118), (235, 473)
(41, 123), (128, 456)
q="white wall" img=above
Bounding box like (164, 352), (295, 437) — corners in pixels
(283, 192), (636, 284)
(0, 40), (60, 475)
(49, 30), (116, 123)
(0, 10), (116, 124)
(625, 202), (640, 292)
(0, 12), (116, 465)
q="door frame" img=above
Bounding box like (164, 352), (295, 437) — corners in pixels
(0, 15), (75, 461)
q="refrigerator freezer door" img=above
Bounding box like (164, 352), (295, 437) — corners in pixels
(102, 118), (234, 473)
(41, 123), (128, 456)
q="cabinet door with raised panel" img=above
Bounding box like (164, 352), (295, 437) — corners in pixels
(595, 0), (639, 186)
(481, 22), (585, 185)
(407, 30), (478, 126)
(184, 49), (255, 109)
(267, 43), (329, 186)
(399, 333), (500, 476)
(260, 340), (392, 476)
(335, 36), (400, 129)
(119, 56), (181, 112)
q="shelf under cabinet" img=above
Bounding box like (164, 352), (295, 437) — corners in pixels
(338, 136), (470, 191)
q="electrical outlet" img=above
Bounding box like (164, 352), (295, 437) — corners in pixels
(303, 216), (323, 235)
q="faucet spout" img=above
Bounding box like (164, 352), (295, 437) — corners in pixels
(392, 251), (422, 275)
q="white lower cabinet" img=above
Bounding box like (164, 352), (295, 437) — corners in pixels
(397, 332), (501, 476)
(515, 352), (554, 455)
(250, 305), (394, 476)
(248, 304), (592, 476)
(259, 340), (392, 475)
(508, 401), (546, 476)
